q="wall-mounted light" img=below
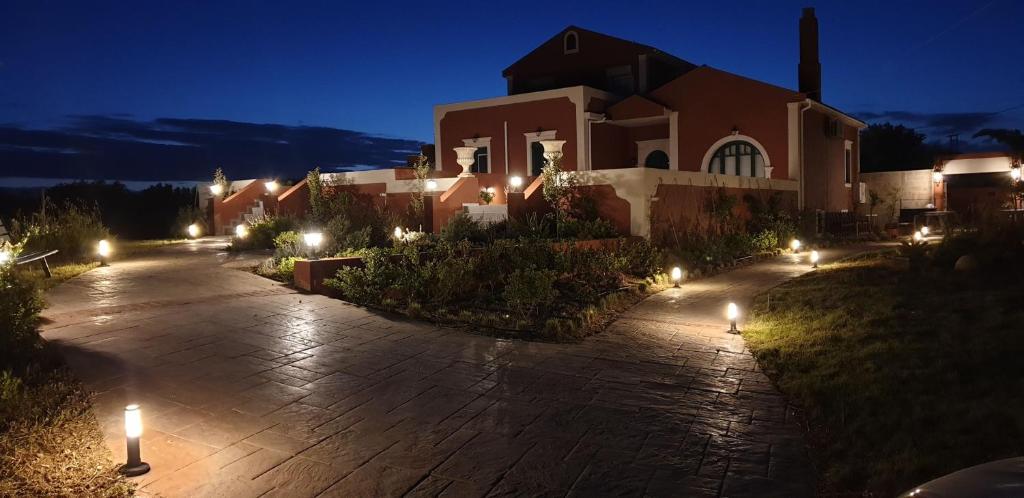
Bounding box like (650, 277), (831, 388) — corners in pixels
(97, 239), (111, 266)
(932, 171), (943, 184)
(670, 266), (682, 288)
(726, 302), (739, 334)
(810, 250), (820, 268)
(119, 404), (150, 476)
(187, 223), (201, 238)
(235, 224), (248, 239)
(265, 180), (279, 193)
(486, 187), (496, 194)
(209, 184), (223, 196)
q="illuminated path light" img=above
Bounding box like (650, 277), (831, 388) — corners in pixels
(810, 250), (820, 268)
(209, 183), (223, 196)
(790, 239), (801, 253)
(509, 176), (524, 190)
(97, 239), (111, 266)
(726, 302), (739, 334)
(304, 232), (323, 260)
(425, 179), (438, 191)
(235, 224), (248, 239)
(671, 266), (683, 287)
(119, 404), (150, 476)
(187, 223), (201, 238)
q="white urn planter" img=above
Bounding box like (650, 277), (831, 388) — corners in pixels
(454, 147), (478, 177)
(539, 140), (566, 167)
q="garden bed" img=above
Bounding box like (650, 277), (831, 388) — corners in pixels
(742, 248), (1024, 496)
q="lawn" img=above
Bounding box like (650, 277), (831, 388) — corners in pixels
(742, 251), (1024, 495)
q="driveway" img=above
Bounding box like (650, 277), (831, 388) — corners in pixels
(42, 239), (856, 497)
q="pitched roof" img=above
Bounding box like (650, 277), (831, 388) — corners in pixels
(502, 25), (694, 76)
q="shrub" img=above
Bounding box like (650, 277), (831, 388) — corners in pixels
(275, 257), (299, 282)
(560, 218), (619, 240)
(503, 268), (558, 319)
(232, 215), (296, 250)
(613, 238), (663, 278)
(11, 199), (109, 261)
(441, 212), (486, 243)
(0, 249), (44, 368)
(273, 231), (303, 259)
(174, 205), (207, 238)
(324, 248), (400, 304)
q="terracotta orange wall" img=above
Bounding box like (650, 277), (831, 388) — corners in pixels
(801, 108), (859, 212)
(591, 123), (629, 169)
(650, 67), (795, 177)
(505, 31), (647, 94)
(438, 96), (578, 179)
(433, 176), (481, 233)
(626, 124), (669, 165)
(277, 179), (309, 217)
(648, 184), (797, 244)
(578, 185), (631, 234)
(214, 181), (267, 234)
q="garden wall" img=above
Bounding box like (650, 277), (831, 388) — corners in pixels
(649, 184), (797, 244)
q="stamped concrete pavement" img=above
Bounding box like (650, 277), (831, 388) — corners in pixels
(41, 239), (864, 497)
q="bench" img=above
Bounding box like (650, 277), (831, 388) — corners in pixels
(14, 249), (60, 278)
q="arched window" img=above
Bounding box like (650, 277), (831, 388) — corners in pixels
(644, 150), (669, 169)
(563, 31), (579, 54)
(707, 140), (764, 177)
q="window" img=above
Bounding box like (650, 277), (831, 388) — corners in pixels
(708, 140), (764, 177)
(462, 137), (491, 174)
(473, 147), (489, 174)
(530, 142), (546, 176)
(844, 140), (853, 185)
(563, 31), (579, 54)
(644, 150), (670, 169)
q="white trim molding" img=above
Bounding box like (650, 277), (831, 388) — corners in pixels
(699, 134), (772, 174)
(636, 139), (670, 168)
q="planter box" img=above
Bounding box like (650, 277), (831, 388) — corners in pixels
(293, 256), (365, 293)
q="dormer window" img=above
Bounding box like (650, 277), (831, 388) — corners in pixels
(563, 31), (579, 54)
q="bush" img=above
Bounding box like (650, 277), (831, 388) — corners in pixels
(10, 199), (109, 262)
(0, 272), (43, 367)
(275, 257), (299, 282)
(232, 215), (296, 250)
(613, 238), (663, 278)
(560, 218), (619, 240)
(273, 231), (303, 259)
(441, 212), (486, 243)
(503, 268), (558, 319)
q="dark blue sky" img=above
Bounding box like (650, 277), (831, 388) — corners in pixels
(1, 0), (1021, 181)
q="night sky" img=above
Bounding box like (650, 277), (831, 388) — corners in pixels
(2, 0), (1022, 183)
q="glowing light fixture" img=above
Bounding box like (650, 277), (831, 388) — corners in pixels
(265, 180), (279, 193)
(810, 250), (820, 268)
(209, 183), (223, 196)
(0, 248), (11, 265)
(120, 404), (150, 476)
(932, 171), (943, 183)
(920, 226), (930, 236)
(187, 223), (201, 238)
(394, 226), (404, 240)
(670, 266), (682, 287)
(426, 179), (438, 191)
(303, 232), (323, 248)
(1011, 167), (1021, 181)
(509, 176), (524, 189)
(235, 224), (248, 239)
(97, 239), (111, 266)
(726, 302), (739, 334)
(790, 239), (801, 253)
(913, 230), (924, 242)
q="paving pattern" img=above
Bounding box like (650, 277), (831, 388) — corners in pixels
(42, 239), (859, 497)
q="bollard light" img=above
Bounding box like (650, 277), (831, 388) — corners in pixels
(670, 267), (682, 288)
(810, 250), (820, 268)
(394, 226), (404, 240)
(509, 176), (524, 189)
(790, 239), (801, 253)
(726, 302), (739, 334)
(209, 183), (223, 196)
(97, 239), (111, 266)
(913, 230), (924, 242)
(120, 404), (150, 476)
(920, 226), (930, 236)
(0, 248), (10, 265)
(303, 232), (323, 260)
(426, 179), (438, 191)
(265, 180), (279, 193)
(187, 223), (200, 238)
(235, 224), (248, 239)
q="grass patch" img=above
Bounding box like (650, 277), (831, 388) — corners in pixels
(743, 252), (1024, 495)
(18, 262), (101, 291)
(0, 346), (134, 496)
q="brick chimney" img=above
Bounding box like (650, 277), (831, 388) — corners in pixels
(798, 7), (821, 101)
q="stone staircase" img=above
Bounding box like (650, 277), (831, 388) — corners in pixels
(225, 200), (265, 234)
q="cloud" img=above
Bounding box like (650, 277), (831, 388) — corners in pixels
(0, 115), (424, 181)
(855, 110), (1001, 138)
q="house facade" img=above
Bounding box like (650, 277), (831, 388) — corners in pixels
(213, 8), (866, 239)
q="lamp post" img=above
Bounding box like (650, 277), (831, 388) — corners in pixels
(932, 170), (944, 210)
(509, 176), (524, 192)
(265, 180), (280, 216)
(726, 302), (739, 334)
(209, 183), (223, 196)
(120, 404), (150, 476)
(426, 179), (438, 192)
(97, 239), (111, 266)
(671, 266), (682, 288)
(303, 232), (323, 260)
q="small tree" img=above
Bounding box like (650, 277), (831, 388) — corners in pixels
(212, 167), (229, 198)
(307, 167), (328, 223)
(409, 155), (431, 221)
(540, 154), (578, 239)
